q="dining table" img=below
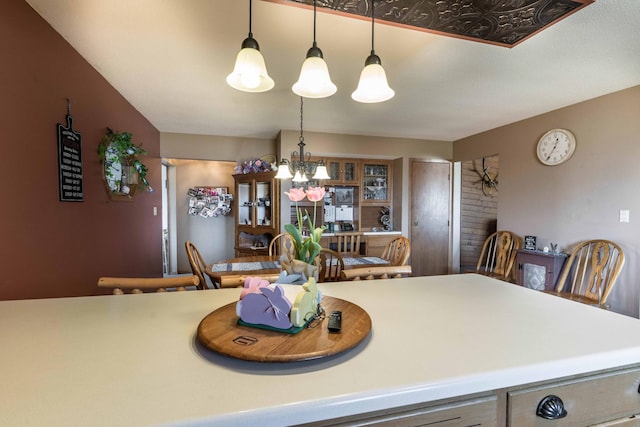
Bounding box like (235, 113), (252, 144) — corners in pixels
(206, 254), (390, 288)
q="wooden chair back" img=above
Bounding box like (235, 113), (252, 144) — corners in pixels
(552, 239), (625, 307)
(335, 232), (363, 255)
(319, 248), (345, 283)
(98, 275), (200, 295)
(340, 265), (412, 281)
(185, 241), (211, 289)
(268, 233), (296, 258)
(381, 236), (411, 266)
(476, 230), (522, 281)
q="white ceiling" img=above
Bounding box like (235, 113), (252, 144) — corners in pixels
(25, 0), (640, 142)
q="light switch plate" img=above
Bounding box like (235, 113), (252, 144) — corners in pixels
(619, 209), (630, 223)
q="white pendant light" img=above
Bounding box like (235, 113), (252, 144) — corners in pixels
(352, 0), (394, 103)
(292, 0), (336, 98)
(226, 0), (274, 93)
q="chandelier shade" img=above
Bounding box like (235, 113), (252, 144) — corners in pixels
(226, 0), (274, 93)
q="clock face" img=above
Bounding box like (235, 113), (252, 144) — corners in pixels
(536, 129), (576, 166)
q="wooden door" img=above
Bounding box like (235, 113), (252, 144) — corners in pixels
(410, 161), (450, 276)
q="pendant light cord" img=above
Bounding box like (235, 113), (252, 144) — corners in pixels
(248, 0), (253, 37)
(313, 0), (317, 46)
(299, 97), (305, 163)
(371, 0), (375, 53)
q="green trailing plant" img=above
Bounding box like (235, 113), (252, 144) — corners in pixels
(98, 128), (151, 191)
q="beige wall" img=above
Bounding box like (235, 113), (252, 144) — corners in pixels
(161, 132), (276, 162)
(454, 85), (640, 317)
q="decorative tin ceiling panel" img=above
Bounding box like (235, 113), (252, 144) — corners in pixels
(273, 0), (593, 47)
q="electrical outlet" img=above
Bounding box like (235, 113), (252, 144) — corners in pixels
(153, 206), (158, 216)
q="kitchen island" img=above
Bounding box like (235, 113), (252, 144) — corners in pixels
(2, 274), (640, 426)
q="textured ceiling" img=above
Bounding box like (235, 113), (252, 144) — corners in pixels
(276, 0), (593, 46)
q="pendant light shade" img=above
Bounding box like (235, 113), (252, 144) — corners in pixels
(226, 0), (274, 93)
(352, 53), (394, 103)
(292, 0), (336, 98)
(352, 0), (394, 103)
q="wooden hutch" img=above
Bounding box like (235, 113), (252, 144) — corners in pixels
(233, 171), (280, 257)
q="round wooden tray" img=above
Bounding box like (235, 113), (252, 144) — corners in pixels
(197, 296), (372, 362)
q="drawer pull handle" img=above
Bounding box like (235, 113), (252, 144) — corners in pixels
(536, 395), (567, 420)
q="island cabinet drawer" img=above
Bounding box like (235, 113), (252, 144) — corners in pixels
(298, 394), (497, 426)
(508, 366), (640, 426)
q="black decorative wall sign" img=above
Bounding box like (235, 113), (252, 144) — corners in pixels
(524, 235), (537, 251)
(57, 109), (84, 202)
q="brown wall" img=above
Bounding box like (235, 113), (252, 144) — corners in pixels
(0, 0), (162, 300)
(454, 86), (640, 317)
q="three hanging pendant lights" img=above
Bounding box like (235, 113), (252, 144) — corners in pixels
(227, 0), (394, 103)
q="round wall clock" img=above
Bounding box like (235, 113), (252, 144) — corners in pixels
(536, 128), (576, 166)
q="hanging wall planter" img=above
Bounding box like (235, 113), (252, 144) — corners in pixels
(98, 128), (151, 201)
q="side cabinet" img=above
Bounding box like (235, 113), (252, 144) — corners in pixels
(234, 172), (280, 257)
(516, 249), (567, 291)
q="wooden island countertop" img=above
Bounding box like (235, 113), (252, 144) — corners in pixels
(2, 274), (640, 426)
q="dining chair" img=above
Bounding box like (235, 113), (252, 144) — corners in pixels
(340, 265), (412, 281)
(185, 241), (214, 289)
(476, 230), (522, 282)
(381, 236), (411, 266)
(335, 232), (363, 255)
(546, 239), (625, 309)
(98, 275), (200, 295)
(268, 233), (296, 258)
(318, 248), (344, 283)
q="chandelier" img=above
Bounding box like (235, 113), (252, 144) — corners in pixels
(275, 97), (331, 182)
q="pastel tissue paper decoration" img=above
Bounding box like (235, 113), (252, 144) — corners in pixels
(236, 279), (293, 330)
(290, 279), (321, 327)
(235, 277), (323, 331)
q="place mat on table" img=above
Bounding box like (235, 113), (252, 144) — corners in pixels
(211, 261), (280, 272)
(343, 256), (388, 266)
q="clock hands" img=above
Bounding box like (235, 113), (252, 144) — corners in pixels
(545, 136), (560, 161)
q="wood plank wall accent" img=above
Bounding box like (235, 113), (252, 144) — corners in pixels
(460, 156), (499, 272)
